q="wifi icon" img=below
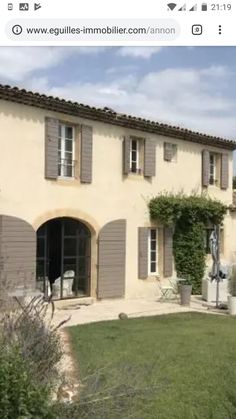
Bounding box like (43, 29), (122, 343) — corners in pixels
(167, 3), (177, 10)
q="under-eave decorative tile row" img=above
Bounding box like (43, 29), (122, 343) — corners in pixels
(0, 84), (236, 150)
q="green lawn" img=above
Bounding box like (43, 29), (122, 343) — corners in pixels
(68, 313), (236, 419)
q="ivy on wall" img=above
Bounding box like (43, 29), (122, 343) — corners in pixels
(149, 194), (227, 294)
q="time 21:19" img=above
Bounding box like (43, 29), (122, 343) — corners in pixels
(211, 4), (232, 10)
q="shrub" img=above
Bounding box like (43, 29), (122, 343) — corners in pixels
(2, 297), (64, 389)
(0, 342), (56, 419)
(0, 296), (68, 418)
(0, 298), (160, 418)
(149, 193), (227, 293)
(173, 221), (205, 293)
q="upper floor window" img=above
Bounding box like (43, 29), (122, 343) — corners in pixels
(148, 228), (158, 274)
(130, 138), (143, 174)
(58, 124), (75, 178)
(209, 153), (216, 185)
(209, 152), (220, 186)
(123, 136), (156, 178)
(164, 142), (177, 162)
(202, 150), (229, 190)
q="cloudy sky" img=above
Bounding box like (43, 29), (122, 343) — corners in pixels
(0, 46), (235, 157)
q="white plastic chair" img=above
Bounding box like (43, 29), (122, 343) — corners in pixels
(53, 270), (75, 298)
(63, 270), (75, 297)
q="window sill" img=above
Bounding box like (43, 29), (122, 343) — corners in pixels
(129, 170), (143, 174)
(127, 173), (144, 180)
(208, 184), (220, 189)
(148, 274), (159, 283)
(55, 177), (79, 187)
(58, 176), (75, 181)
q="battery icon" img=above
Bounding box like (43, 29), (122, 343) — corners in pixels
(202, 3), (207, 11)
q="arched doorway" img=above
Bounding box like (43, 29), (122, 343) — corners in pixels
(36, 217), (91, 299)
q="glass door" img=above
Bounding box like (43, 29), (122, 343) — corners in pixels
(36, 218), (91, 300)
(62, 219), (91, 298)
(36, 223), (50, 296)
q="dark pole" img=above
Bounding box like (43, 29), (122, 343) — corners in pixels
(215, 224), (220, 308)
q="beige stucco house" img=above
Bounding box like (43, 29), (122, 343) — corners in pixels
(0, 84), (236, 303)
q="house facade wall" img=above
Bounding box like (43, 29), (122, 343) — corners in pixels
(0, 98), (235, 299)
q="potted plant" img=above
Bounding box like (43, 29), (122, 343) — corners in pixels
(228, 264), (236, 315)
(180, 278), (192, 306)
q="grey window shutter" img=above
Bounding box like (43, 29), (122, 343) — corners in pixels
(144, 139), (156, 177)
(164, 143), (173, 161)
(98, 220), (126, 298)
(81, 125), (93, 183)
(202, 150), (210, 187)
(163, 227), (173, 277)
(45, 117), (59, 179)
(0, 216), (36, 307)
(138, 227), (149, 279)
(123, 136), (130, 175)
(221, 154), (229, 190)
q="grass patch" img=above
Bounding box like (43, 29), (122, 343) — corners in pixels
(68, 313), (236, 419)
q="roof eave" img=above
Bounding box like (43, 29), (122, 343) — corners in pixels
(0, 84), (235, 151)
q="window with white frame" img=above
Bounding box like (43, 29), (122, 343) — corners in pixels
(209, 153), (216, 185)
(209, 152), (220, 186)
(130, 138), (140, 173)
(58, 124), (75, 178)
(149, 228), (158, 274)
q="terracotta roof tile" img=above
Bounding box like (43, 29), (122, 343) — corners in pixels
(0, 84), (235, 150)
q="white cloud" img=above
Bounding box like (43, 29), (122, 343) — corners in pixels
(106, 64), (138, 76)
(37, 65), (236, 139)
(25, 76), (51, 92)
(0, 47), (234, 140)
(137, 68), (234, 114)
(0, 47), (107, 82)
(0, 48), (234, 169)
(117, 46), (163, 59)
(200, 65), (231, 78)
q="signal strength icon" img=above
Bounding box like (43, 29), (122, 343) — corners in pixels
(190, 4), (197, 11)
(167, 3), (177, 11)
(179, 4), (187, 11)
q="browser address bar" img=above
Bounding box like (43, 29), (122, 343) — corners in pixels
(6, 19), (180, 43)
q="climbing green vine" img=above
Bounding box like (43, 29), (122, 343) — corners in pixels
(149, 193), (227, 293)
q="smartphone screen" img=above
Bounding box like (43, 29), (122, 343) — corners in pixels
(0, 3), (236, 417)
